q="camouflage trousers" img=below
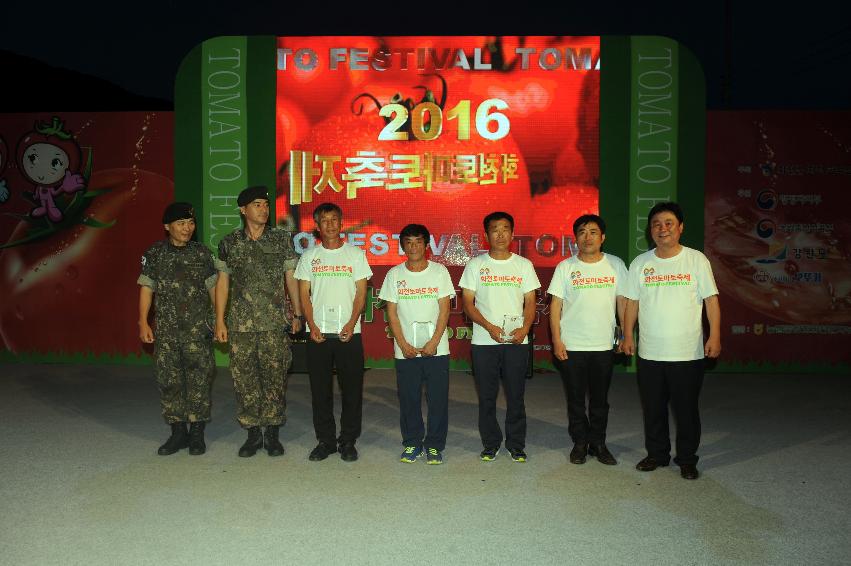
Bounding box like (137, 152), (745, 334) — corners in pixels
(153, 339), (216, 424)
(229, 331), (292, 428)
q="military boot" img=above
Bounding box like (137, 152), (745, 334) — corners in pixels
(264, 425), (285, 457)
(238, 426), (263, 458)
(158, 422), (189, 455)
(188, 422), (207, 456)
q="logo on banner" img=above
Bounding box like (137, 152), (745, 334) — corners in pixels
(755, 244), (787, 264)
(754, 323), (764, 336)
(752, 270), (771, 285)
(756, 219), (775, 239)
(756, 190), (777, 210)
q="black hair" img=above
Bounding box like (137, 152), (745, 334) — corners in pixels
(483, 211), (514, 233)
(572, 214), (606, 236)
(647, 201), (684, 224)
(399, 223), (430, 244)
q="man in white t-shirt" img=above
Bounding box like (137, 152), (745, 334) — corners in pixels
(548, 214), (627, 466)
(295, 202), (373, 463)
(460, 211), (541, 462)
(379, 224), (454, 465)
(622, 202), (721, 480)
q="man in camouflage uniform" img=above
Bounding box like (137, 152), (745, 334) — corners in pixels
(215, 185), (303, 457)
(138, 202), (217, 456)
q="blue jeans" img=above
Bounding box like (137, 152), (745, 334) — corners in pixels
(395, 355), (450, 451)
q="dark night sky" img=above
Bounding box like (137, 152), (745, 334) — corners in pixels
(1, 1), (850, 110)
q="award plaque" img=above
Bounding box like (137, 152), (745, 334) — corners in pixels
(321, 305), (342, 334)
(501, 314), (523, 343)
(412, 321), (434, 349)
(613, 325), (624, 351)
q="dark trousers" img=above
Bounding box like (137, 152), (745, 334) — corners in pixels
(396, 355), (450, 451)
(471, 344), (529, 451)
(636, 357), (704, 466)
(307, 335), (364, 446)
(556, 350), (614, 445)
(229, 331), (291, 428)
(153, 339), (215, 424)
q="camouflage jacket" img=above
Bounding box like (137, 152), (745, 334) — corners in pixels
(216, 226), (298, 332)
(138, 240), (217, 342)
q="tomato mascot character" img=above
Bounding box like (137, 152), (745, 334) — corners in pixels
(17, 117), (86, 222)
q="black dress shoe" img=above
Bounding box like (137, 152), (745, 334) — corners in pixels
(569, 443), (588, 464)
(188, 422), (206, 456)
(158, 422), (189, 455)
(264, 426), (285, 457)
(308, 442), (337, 461)
(238, 426), (263, 458)
(635, 455), (670, 471)
(680, 463), (700, 480)
(339, 442), (358, 462)
(588, 443), (617, 465)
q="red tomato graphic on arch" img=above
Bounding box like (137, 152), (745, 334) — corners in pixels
(0, 168), (173, 355)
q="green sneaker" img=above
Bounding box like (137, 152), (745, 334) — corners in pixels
(426, 448), (444, 465)
(400, 446), (423, 463)
(480, 447), (499, 461)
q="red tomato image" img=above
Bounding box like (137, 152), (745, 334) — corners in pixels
(553, 69), (600, 186)
(276, 37), (361, 123)
(0, 168), (173, 355)
(275, 36), (600, 267)
(525, 184), (599, 267)
(465, 37), (600, 192)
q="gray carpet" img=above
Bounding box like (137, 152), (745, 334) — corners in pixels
(0, 364), (848, 565)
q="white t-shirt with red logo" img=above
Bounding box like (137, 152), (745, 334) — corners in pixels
(548, 253), (628, 351)
(378, 261), (455, 359)
(294, 242), (373, 334)
(625, 246), (719, 361)
(459, 253), (541, 346)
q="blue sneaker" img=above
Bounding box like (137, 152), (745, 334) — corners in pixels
(400, 446), (423, 463)
(426, 448), (444, 465)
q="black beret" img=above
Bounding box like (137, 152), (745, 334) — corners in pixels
(162, 202), (195, 224)
(237, 185), (270, 207)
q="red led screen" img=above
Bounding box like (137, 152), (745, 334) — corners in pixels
(276, 36), (600, 267)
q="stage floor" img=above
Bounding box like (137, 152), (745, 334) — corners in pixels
(1, 364), (849, 565)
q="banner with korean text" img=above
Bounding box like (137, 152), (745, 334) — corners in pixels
(705, 111), (851, 372)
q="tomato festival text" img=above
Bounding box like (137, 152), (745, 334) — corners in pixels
(277, 47), (600, 72)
